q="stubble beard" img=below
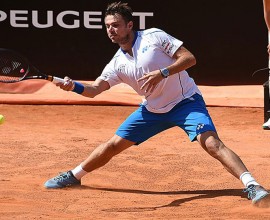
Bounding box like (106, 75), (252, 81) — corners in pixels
(110, 33), (130, 46)
(118, 34), (130, 45)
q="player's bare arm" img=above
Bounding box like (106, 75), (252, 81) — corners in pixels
(169, 46), (196, 74)
(58, 77), (110, 98)
(82, 78), (110, 98)
(137, 46), (196, 93)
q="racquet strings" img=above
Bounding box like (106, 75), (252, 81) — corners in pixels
(0, 52), (28, 82)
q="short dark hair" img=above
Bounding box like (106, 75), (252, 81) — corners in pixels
(105, 2), (133, 23)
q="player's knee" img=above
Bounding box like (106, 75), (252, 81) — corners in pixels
(204, 137), (223, 158)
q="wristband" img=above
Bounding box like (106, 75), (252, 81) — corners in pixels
(72, 81), (84, 94)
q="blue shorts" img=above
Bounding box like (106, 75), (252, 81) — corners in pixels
(116, 93), (216, 145)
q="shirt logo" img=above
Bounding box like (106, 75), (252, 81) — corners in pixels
(118, 64), (126, 73)
(142, 45), (150, 53)
(161, 40), (174, 54)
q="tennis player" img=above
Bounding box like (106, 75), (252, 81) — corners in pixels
(44, 1), (269, 206)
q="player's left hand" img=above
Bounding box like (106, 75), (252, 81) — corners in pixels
(137, 70), (164, 93)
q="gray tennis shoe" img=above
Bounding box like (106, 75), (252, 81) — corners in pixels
(244, 184), (270, 207)
(44, 171), (81, 189)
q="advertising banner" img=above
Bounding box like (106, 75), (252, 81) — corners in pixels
(0, 0), (267, 85)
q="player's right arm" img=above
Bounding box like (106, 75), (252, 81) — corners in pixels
(81, 78), (110, 98)
(58, 77), (110, 98)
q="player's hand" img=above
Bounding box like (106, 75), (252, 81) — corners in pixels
(137, 70), (164, 93)
(56, 76), (75, 91)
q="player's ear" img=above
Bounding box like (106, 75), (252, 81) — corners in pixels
(127, 21), (133, 29)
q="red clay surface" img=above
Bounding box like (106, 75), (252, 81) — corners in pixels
(0, 81), (270, 219)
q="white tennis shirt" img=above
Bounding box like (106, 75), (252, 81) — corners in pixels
(99, 28), (201, 113)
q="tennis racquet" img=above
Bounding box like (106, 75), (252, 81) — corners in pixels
(0, 48), (64, 84)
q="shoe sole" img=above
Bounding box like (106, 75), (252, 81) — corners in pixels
(44, 184), (81, 189)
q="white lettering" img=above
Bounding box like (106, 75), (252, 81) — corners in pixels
(10, 10), (28, 28)
(2, 10), (154, 29)
(0, 11), (7, 22)
(57, 11), (79, 29)
(32, 10), (53, 28)
(133, 12), (154, 29)
(84, 11), (102, 29)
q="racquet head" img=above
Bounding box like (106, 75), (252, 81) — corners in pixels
(0, 48), (53, 83)
(0, 49), (31, 83)
(0, 48), (65, 84)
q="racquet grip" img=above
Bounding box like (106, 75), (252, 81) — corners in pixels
(51, 76), (65, 84)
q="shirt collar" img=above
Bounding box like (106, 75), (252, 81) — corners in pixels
(121, 31), (138, 54)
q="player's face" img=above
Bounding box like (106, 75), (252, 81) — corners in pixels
(105, 14), (133, 44)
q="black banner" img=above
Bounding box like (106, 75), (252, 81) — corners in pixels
(0, 0), (268, 85)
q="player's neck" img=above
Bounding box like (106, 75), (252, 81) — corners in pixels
(119, 31), (135, 56)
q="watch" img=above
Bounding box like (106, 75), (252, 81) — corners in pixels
(160, 68), (170, 78)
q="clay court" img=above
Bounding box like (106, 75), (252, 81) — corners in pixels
(0, 82), (270, 219)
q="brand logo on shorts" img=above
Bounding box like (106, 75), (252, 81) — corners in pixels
(196, 123), (205, 130)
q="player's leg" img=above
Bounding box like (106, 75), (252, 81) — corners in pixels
(263, 81), (270, 129)
(81, 134), (135, 172)
(174, 94), (255, 181)
(197, 131), (270, 206)
(197, 131), (247, 178)
(44, 104), (172, 189)
(172, 93), (269, 206)
(44, 135), (135, 189)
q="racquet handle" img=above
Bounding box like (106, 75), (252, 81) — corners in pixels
(51, 76), (65, 84)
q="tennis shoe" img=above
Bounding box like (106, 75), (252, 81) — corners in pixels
(243, 184), (270, 207)
(44, 171), (81, 189)
(262, 118), (270, 130)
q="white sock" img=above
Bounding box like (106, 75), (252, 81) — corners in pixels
(240, 172), (260, 187)
(71, 164), (88, 180)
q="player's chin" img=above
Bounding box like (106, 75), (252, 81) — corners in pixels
(109, 37), (117, 43)
(110, 39), (117, 43)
